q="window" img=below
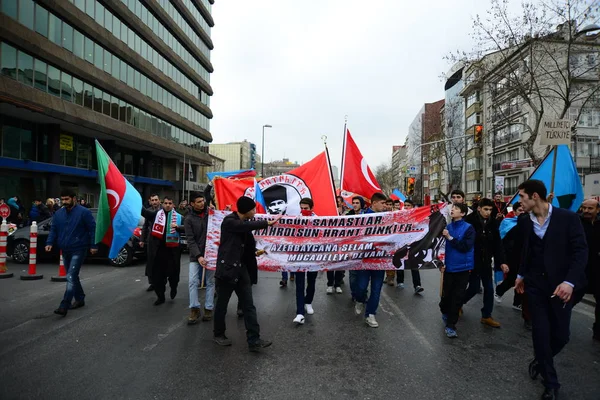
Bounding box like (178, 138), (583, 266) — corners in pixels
(94, 43), (103, 69)
(104, 8), (112, 31)
(111, 55), (119, 80)
(73, 77), (84, 105)
(1, 43), (17, 79)
(85, 0), (94, 18)
(62, 24), (73, 52)
(35, 5), (49, 37)
(73, 30), (84, 58)
(48, 14), (62, 45)
(33, 59), (47, 91)
(60, 71), (72, 102)
(83, 83), (93, 109)
(1, 0), (18, 19)
(17, 50), (33, 86)
(111, 96), (119, 119)
(120, 60), (127, 83)
(18, 0), (35, 30)
(2, 124), (21, 158)
(96, 2), (104, 27)
(102, 92), (111, 116)
(84, 37), (93, 63)
(47, 65), (60, 97)
(93, 87), (102, 113)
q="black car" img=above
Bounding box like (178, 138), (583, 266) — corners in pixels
(6, 210), (146, 267)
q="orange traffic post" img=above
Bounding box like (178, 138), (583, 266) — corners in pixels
(0, 219), (14, 279)
(20, 221), (43, 280)
(51, 251), (67, 282)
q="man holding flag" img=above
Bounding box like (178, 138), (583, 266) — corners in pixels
(46, 189), (97, 316)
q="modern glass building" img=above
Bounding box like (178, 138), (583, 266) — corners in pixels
(0, 0), (214, 206)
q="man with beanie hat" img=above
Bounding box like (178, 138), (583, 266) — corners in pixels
(213, 196), (281, 352)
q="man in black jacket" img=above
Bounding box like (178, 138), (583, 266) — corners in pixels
(213, 196), (281, 352)
(515, 180), (587, 400)
(579, 199), (600, 341)
(140, 194), (161, 292)
(464, 198), (508, 328)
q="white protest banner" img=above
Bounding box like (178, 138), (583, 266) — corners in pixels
(205, 204), (448, 272)
(495, 176), (505, 194)
(540, 119), (571, 146)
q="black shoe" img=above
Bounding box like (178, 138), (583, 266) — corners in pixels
(529, 358), (540, 380)
(279, 280), (287, 288)
(214, 335), (232, 346)
(541, 388), (558, 400)
(154, 297), (165, 306)
(249, 338), (272, 352)
(170, 287), (177, 300)
(237, 308), (244, 318)
(69, 301), (85, 310)
(524, 320), (533, 331)
(146, 285), (154, 292)
(54, 308), (67, 316)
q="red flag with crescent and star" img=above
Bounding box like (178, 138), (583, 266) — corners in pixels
(341, 129), (382, 199)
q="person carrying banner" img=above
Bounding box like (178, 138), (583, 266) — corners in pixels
(463, 198), (509, 328)
(185, 191), (214, 324)
(579, 199), (600, 341)
(46, 189), (97, 316)
(345, 196), (365, 300)
(213, 196), (281, 351)
(141, 197), (184, 306)
(354, 192), (388, 328)
(440, 203), (475, 338)
(514, 180), (587, 400)
(293, 198), (320, 325)
(393, 199), (424, 294)
(140, 193), (161, 292)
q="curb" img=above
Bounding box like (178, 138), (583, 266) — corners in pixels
(581, 295), (596, 308)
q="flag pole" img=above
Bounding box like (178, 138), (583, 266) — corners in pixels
(322, 135), (339, 212)
(182, 151), (186, 204)
(550, 145), (558, 194)
(340, 115), (348, 192)
(187, 159), (192, 202)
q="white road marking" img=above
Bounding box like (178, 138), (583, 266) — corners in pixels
(143, 322), (182, 352)
(380, 291), (434, 353)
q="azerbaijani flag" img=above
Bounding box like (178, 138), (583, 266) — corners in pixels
(254, 178), (267, 214)
(95, 140), (142, 258)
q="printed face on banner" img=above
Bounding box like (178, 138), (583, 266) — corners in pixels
(246, 175), (311, 216)
(205, 204), (448, 272)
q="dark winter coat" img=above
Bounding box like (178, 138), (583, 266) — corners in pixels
(581, 217), (600, 295)
(464, 212), (505, 277)
(141, 207), (184, 278)
(184, 209), (208, 263)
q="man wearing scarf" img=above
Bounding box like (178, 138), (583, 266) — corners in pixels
(142, 197), (184, 305)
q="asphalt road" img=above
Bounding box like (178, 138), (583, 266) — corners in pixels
(0, 260), (599, 400)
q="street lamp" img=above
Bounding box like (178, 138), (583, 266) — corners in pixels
(262, 124), (272, 177)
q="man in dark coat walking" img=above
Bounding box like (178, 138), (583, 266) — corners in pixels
(213, 196), (281, 352)
(515, 180), (588, 400)
(140, 194), (161, 292)
(579, 198), (600, 341)
(464, 197), (508, 328)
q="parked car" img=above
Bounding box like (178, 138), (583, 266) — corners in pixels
(6, 210), (146, 267)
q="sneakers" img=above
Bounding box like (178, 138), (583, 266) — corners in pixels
(154, 297), (165, 306)
(335, 287), (343, 294)
(280, 280), (287, 288)
(249, 339), (272, 352)
(54, 308), (67, 316)
(305, 304), (314, 315)
(365, 314), (379, 328)
(387, 280), (395, 287)
(290, 274), (295, 282)
(326, 286), (334, 294)
(293, 314), (305, 325)
(512, 304), (522, 311)
(214, 335), (232, 346)
(146, 285), (154, 292)
(237, 308), (244, 318)
(354, 302), (364, 316)
(494, 293), (503, 304)
(528, 358), (540, 380)
(481, 317), (501, 328)
(202, 308), (213, 321)
(441, 313), (448, 323)
(397, 283), (405, 289)
(188, 308), (200, 325)
(445, 327), (458, 338)
(70, 301), (85, 309)
(414, 286), (424, 294)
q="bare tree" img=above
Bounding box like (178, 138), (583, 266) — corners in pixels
(451, 0), (600, 165)
(441, 99), (466, 191)
(374, 160), (395, 195)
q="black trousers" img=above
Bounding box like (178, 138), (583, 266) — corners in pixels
(326, 271), (345, 287)
(439, 271), (470, 330)
(527, 281), (573, 389)
(396, 269), (422, 288)
(594, 294), (599, 337)
(153, 247), (180, 300)
(213, 267), (260, 345)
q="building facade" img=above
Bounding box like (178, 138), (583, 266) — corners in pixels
(261, 158), (300, 177)
(391, 145), (406, 191)
(208, 140), (258, 172)
(0, 0), (215, 207)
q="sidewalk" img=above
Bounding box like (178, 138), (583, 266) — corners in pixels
(582, 294), (596, 307)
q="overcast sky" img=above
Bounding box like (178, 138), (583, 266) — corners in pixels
(209, 0), (496, 172)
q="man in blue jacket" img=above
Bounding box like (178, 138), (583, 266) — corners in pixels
(514, 180), (587, 400)
(46, 189), (97, 316)
(440, 203), (475, 338)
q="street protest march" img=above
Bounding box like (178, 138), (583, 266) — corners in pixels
(205, 203), (448, 272)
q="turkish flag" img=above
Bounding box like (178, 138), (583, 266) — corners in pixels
(285, 151), (338, 216)
(341, 129), (382, 199)
(213, 177), (254, 211)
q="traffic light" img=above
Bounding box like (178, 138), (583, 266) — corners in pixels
(407, 177), (415, 196)
(474, 125), (483, 144)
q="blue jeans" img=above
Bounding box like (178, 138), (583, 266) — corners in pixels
(59, 249), (87, 309)
(349, 270), (365, 301)
(188, 261), (215, 310)
(295, 271), (318, 315)
(281, 272), (295, 281)
(463, 272), (494, 318)
(355, 270), (385, 316)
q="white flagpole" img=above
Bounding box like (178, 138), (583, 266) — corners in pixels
(340, 115), (348, 192)
(182, 151), (186, 203)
